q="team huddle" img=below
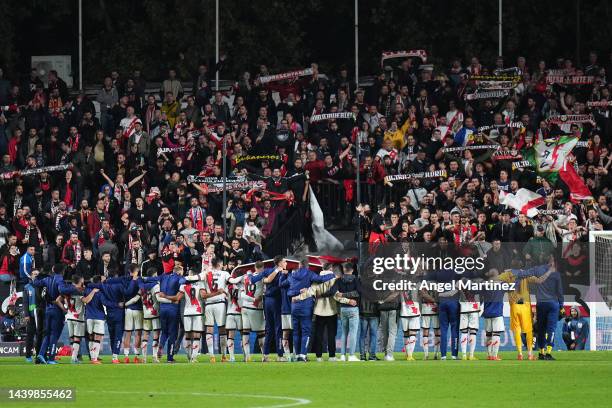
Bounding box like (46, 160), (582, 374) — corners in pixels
(26, 248), (564, 364)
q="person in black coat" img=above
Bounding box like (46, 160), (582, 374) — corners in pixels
(75, 248), (96, 281)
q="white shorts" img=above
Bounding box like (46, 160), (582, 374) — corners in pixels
(225, 314), (242, 331)
(281, 314), (292, 330)
(124, 309), (144, 331)
(421, 315), (439, 330)
(401, 316), (420, 332)
(241, 308), (265, 332)
(485, 316), (505, 333)
(183, 315), (204, 332)
(66, 320), (85, 337)
(460, 312), (480, 331)
(143, 318), (160, 331)
(86, 319), (105, 336)
(205, 302), (227, 327)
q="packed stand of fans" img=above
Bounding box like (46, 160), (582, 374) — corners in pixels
(0, 51), (610, 293)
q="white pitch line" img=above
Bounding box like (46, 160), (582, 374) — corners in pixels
(81, 390), (311, 408)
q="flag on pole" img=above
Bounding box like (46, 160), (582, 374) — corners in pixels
(521, 135), (593, 203)
(499, 189), (546, 218)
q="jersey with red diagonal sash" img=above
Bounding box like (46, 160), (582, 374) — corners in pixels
(141, 284), (160, 319)
(460, 290), (481, 313)
(179, 281), (205, 316)
(64, 294), (85, 321)
(202, 269), (230, 304)
(239, 272), (264, 309)
(400, 291), (421, 317)
(227, 279), (243, 315)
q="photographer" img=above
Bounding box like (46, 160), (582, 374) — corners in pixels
(562, 306), (589, 350)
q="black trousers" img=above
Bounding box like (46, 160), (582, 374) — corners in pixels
(25, 309), (45, 358)
(313, 315), (337, 358)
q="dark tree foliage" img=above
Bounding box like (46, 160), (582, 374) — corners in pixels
(0, 0), (610, 83)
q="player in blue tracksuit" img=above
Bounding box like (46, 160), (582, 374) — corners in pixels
(250, 255), (286, 361)
(424, 268), (468, 360)
(279, 274), (293, 358)
(279, 260), (334, 362)
(482, 265), (553, 360)
(83, 276), (115, 363)
(88, 273), (129, 363)
(148, 263), (185, 363)
(527, 259), (563, 360)
(31, 264), (81, 364)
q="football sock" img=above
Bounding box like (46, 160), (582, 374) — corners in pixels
(282, 338), (291, 356)
(460, 332), (468, 356)
(422, 336), (429, 358)
(227, 337), (235, 359)
(434, 335), (440, 357)
(191, 339), (200, 359)
(469, 332), (477, 357)
(206, 334), (214, 356)
(152, 340), (159, 358)
(133, 345), (140, 357)
(242, 334), (250, 359)
(92, 341), (101, 361)
(183, 338), (192, 358)
(407, 335), (416, 357)
(486, 335), (492, 356)
(220, 334), (228, 356)
(257, 334), (265, 353)
(546, 345), (553, 355)
(71, 341), (80, 361)
(124, 347), (130, 357)
(492, 334), (500, 357)
(141, 340), (148, 360)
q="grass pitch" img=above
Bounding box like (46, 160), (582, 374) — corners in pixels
(1, 352), (611, 407)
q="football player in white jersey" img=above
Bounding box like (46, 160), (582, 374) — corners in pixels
(140, 268), (162, 363)
(235, 261), (266, 362)
(459, 289), (480, 360)
(225, 272), (244, 362)
(400, 290), (421, 361)
(419, 287), (441, 360)
(62, 275), (95, 364)
(201, 257), (231, 363)
(178, 271), (206, 363)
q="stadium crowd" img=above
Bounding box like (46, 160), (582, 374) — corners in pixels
(0, 50), (610, 363)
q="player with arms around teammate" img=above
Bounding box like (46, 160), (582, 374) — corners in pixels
(122, 265), (145, 363)
(280, 259), (334, 362)
(497, 263), (553, 360)
(400, 289), (421, 361)
(250, 255), (287, 362)
(458, 288), (480, 360)
(201, 257), (231, 363)
(61, 274), (98, 364)
(177, 269), (206, 362)
(84, 276), (108, 364)
(419, 287), (440, 360)
(140, 268), (162, 363)
(154, 262), (186, 363)
(31, 264), (81, 364)
(225, 269), (245, 362)
(237, 261), (266, 362)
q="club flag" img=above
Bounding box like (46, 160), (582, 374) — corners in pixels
(522, 135), (593, 203)
(499, 188), (545, 218)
